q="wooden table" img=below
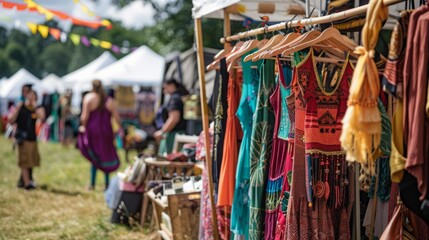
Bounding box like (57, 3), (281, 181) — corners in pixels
(147, 189), (201, 240)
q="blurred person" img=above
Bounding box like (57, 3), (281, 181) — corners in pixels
(136, 86), (156, 135)
(8, 90), (45, 190)
(153, 79), (188, 155)
(15, 84), (32, 105)
(77, 80), (120, 190)
(60, 89), (74, 146)
(15, 84), (34, 188)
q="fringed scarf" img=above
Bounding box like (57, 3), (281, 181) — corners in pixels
(340, 0), (388, 174)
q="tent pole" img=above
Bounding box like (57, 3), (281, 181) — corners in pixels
(194, 17), (220, 240)
(224, 9), (231, 49)
(219, 0), (404, 43)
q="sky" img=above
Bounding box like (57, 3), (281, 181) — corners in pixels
(0, 0), (164, 31)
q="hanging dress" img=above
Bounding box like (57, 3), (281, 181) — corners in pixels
(249, 59), (276, 239)
(264, 59), (292, 240)
(196, 128), (215, 240)
(274, 79), (297, 240)
(217, 69), (243, 240)
(212, 58), (229, 189)
(231, 52), (262, 239)
(286, 49), (354, 239)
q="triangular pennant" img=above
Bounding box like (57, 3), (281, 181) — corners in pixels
(80, 36), (91, 47)
(26, 22), (38, 34)
(90, 38), (100, 47)
(101, 19), (112, 30)
(81, 5), (95, 17)
(49, 28), (61, 40)
(99, 41), (112, 49)
(60, 32), (67, 43)
(44, 12), (54, 21)
(37, 25), (49, 38)
(121, 47), (130, 54)
(111, 45), (121, 54)
(70, 34), (81, 46)
(24, 0), (37, 8)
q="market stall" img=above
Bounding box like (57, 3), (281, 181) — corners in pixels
(192, 0), (428, 239)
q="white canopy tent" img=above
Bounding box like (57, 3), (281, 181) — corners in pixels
(41, 74), (65, 94)
(0, 77), (8, 89)
(0, 68), (41, 114)
(70, 46), (165, 108)
(93, 46), (165, 87)
(62, 51), (116, 89)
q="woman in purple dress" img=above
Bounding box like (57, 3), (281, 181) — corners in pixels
(78, 80), (121, 190)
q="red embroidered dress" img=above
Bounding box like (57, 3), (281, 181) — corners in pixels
(287, 48), (354, 239)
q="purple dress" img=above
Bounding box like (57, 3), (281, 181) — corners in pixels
(77, 98), (120, 173)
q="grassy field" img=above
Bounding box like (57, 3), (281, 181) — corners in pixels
(0, 137), (151, 240)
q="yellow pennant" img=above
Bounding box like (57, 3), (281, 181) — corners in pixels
(25, 0), (54, 20)
(37, 25), (49, 38)
(99, 41), (112, 49)
(26, 22), (38, 34)
(90, 38), (100, 47)
(81, 5), (95, 17)
(70, 34), (81, 46)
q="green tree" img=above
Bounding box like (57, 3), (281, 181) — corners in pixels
(40, 43), (72, 76)
(4, 42), (26, 75)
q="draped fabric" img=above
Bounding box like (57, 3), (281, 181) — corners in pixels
(341, 0), (388, 174)
(264, 60), (292, 240)
(249, 59), (276, 239)
(231, 52), (261, 239)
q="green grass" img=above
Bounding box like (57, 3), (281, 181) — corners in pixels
(0, 137), (153, 240)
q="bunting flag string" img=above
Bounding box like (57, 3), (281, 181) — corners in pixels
(72, 0), (96, 17)
(27, 22), (135, 54)
(0, 0), (112, 29)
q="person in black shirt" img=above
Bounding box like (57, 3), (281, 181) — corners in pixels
(153, 79), (187, 155)
(9, 90), (45, 190)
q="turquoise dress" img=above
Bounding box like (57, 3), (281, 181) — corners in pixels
(249, 59), (276, 239)
(231, 52), (262, 238)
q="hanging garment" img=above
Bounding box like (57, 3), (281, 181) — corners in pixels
(287, 49), (354, 239)
(402, 5), (429, 202)
(363, 199), (390, 238)
(264, 59), (292, 240)
(382, 10), (413, 98)
(231, 52), (262, 239)
(274, 90), (296, 240)
(196, 129), (215, 240)
(217, 69), (243, 240)
(249, 59), (276, 240)
(212, 58), (229, 188)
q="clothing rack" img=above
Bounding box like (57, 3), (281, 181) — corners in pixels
(194, 1), (405, 239)
(220, 0), (404, 44)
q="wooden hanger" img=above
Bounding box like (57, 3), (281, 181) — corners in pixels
(226, 38), (262, 71)
(281, 27), (356, 57)
(242, 34), (284, 62)
(258, 32), (301, 59)
(206, 41), (244, 71)
(268, 30), (321, 57)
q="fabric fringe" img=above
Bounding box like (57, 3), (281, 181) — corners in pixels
(340, 0), (388, 175)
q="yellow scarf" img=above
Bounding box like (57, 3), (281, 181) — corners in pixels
(340, 0), (388, 174)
